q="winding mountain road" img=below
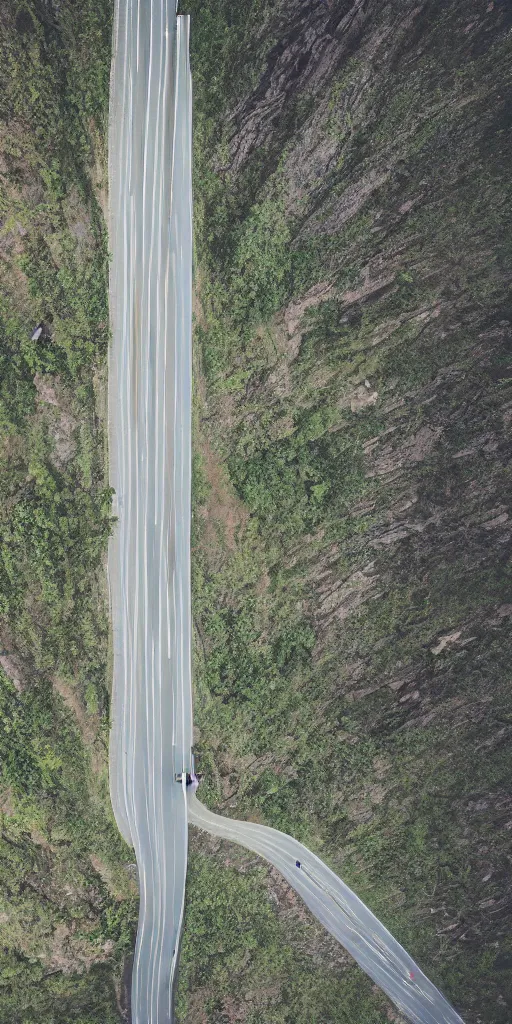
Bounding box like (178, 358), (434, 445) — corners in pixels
(107, 3), (466, 1022)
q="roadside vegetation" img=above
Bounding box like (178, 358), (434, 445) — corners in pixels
(179, 1), (512, 1022)
(1, 2), (511, 1023)
(0, 3), (138, 1021)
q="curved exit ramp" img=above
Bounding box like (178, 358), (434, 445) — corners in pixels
(189, 793), (465, 1024)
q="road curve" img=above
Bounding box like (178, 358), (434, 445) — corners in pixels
(107, 2), (192, 1021)
(189, 795), (465, 1024)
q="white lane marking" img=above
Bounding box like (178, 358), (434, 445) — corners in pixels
(110, 6), (195, 1020)
(129, 179), (148, 1015)
(166, 548), (172, 661)
(168, 809), (179, 1019)
(111, 0), (131, 841)
(121, 2), (136, 846)
(189, 814), (404, 1009)
(146, 0), (169, 1013)
(169, 781), (188, 1013)
(141, 0), (160, 1006)
(136, 0), (140, 74)
(110, 0), (134, 844)
(176, 16), (188, 765)
(171, 240), (178, 754)
(188, 798), (465, 1024)
(154, 4), (175, 1009)
(131, 0), (158, 999)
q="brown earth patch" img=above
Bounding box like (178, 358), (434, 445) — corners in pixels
(63, 185), (94, 247)
(0, 788), (15, 817)
(0, 651), (27, 691)
(34, 372), (60, 407)
(90, 853), (138, 901)
(367, 424), (444, 479)
(315, 560), (380, 628)
(33, 373), (78, 467)
(348, 382), (379, 412)
(52, 676), (103, 775)
(87, 118), (109, 227)
(302, 168), (391, 238)
(48, 917), (110, 974)
(340, 268), (396, 309)
(283, 279), (334, 343)
(182, 986), (210, 1024)
(199, 437), (249, 554)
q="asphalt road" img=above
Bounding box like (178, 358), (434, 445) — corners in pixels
(189, 795), (466, 1024)
(108, 3), (192, 1021)
(107, 4), (466, 1023)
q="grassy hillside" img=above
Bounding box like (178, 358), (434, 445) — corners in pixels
(0, 3), (136, 1021)
(178, 1), (512, 1022)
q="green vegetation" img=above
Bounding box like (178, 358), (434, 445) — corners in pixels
(179, 0), (512, 1021)
(0, 3), (137, 1021)
(177, 842), (394, 1024)
(0, 0), (114, 701)
(2, 0), (512, 1022)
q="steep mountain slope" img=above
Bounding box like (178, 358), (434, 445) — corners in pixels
(0, 3), (136, 1021)
(179, 1), (512, 1022)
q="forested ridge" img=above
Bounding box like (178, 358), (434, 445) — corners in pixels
(0, 3), (136, 1021)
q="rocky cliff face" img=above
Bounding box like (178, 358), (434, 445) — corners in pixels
(180, 1), (512, 1021)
